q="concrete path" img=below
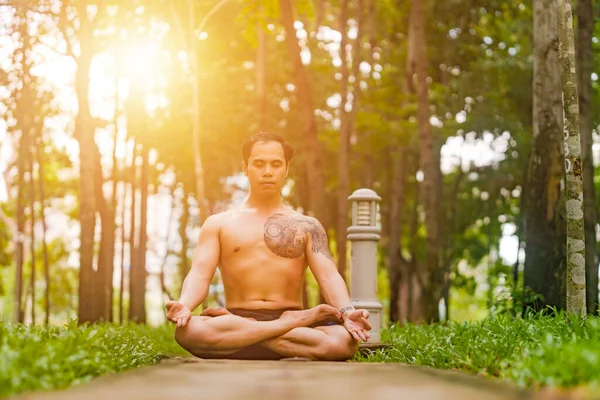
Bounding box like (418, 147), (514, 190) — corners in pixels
(18, 358), (536, 400)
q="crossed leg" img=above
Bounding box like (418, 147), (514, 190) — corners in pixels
(174, 305), (358, 361)
(262, 325), (358, 361)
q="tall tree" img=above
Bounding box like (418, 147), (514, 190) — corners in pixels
(558, 0), (586, 315)
(408, 0), (442, 322)
(524, 0), (566, 311)
(387, 146), (408, 323)
(27, 118), (36, 324)
(336, 0), (364, 282)
(129, 146), (149, 323)
(127, 139), (138, 323)
(34, 129), (51, 325)
(279, 0), (328, 228)
(13, 13), (30, 323)
(60, 0), (102, 323)
(576, 0), (598, 315)
(168, 0), (231, 224)
(336, 0), (350, 281)
(361, 0), (376, 188)
(257, 9), (268, 131)
(178, 189), (190, 290)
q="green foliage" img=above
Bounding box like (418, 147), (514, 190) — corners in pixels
(0, 321), (188, 397)
(490, 284), (544, 317)
(356, 313), (600, 390)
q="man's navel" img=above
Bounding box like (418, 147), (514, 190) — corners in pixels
(233, 247), (240, 252)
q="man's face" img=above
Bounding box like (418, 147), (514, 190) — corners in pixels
(243, 141), (289, 194)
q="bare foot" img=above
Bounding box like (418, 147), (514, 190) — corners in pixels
(200, 307), (232, 318)
(280, 305), (341, 327)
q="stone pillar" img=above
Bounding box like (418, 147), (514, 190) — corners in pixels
(347, 188), (383, 345)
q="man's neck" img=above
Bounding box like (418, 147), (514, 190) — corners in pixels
(245, 191), (284, 212)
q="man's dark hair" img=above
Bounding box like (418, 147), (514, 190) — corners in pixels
(242, 132), (294, 165)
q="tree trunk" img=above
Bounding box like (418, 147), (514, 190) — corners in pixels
(129, 143), (147, 323)
(188, 1), (208, 225)
(14, 87), (26, 324)
(408, 0), (442, 322)
(387, 147), (408, 323)
(362, 0), (376, 188)
(76, 2), (99, 324)
(315, 0), (324, 32)
(13, 15), (31, 324)
(119, 167), (127, 324)
(28, 138), (36, 324)
(110, 71), (120, 322)
(257, 12), (268, 132)
(128, 140), (138, 322)
(407, 181), (423, 322)
(441, 169), (464, 321)
(336, 0), (350, 282)
(35, 133), (50, 325)
(179, 189), (190, 291)
(576, 0), (598, 315)
(523, 0), (566, 311)
(558, 0), (586, 316)
(94, 144), (115, 322)
(131, 146), (149, 323)
(279, 0), (328, 228)
(159, 185), (176, 301)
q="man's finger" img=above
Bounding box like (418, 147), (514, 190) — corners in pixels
(362, 310), (369, 319)
(350, 331), (361, 342)
(357, 330), (367, 342)
(362, 318), (372, 330)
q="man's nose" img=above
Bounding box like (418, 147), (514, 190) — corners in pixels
(264, 165), (273, 176)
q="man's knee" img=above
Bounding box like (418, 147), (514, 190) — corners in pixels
(174, 317), (215, 351)
(317, 328), (359, 361)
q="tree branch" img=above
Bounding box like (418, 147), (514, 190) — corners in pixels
(168, 0), (191, 56)
(59, 2), (77, 60)
(195, 0), (232, 34)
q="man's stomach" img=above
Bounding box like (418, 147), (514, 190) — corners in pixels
(218, 258), (306, 310)
(226, 298), (303, 311)
(221, 279), (304, 310)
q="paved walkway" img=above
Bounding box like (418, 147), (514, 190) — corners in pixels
(19, 358), (536, 400)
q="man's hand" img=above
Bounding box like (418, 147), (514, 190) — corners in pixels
(165, 301), (192, 327)
(343, 309), (372, 342)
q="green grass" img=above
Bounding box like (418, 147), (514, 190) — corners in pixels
(0, 321), (189, 397)
(4, 314), (600, 397)
(356, 313), (600, 390)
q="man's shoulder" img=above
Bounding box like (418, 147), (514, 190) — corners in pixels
(281, 209), (323, 228)
(202, 210), (232, 229)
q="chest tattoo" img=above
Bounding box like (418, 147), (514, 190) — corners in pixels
(263, 213), (333, 260)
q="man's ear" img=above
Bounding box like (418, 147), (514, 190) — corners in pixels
(242, 161), (248, 176)
(285, 162), (291, 178)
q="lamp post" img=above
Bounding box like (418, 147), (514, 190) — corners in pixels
(347, 188), (384, 346)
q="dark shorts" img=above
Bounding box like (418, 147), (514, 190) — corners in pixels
(198, 308), (341, 361)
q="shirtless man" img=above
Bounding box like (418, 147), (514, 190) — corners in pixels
(165, 133), (371, 361)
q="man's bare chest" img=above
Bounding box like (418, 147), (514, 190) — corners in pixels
(220, 213), (316, 259)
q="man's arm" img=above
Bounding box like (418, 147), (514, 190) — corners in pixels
(304, 217), (352, 310)
(305, 217), (371, 341)
(178, 214), (221, 311)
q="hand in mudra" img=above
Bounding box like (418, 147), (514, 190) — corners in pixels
(343, 309), (372, 342)
(165, 301), (191, 327)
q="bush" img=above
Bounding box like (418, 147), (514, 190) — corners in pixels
(0, 321), (188, 397)
(356, 312), (600, 390)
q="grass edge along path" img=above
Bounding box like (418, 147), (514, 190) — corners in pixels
(356, 313), (600, 393)
(0, 321), (189, 397)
